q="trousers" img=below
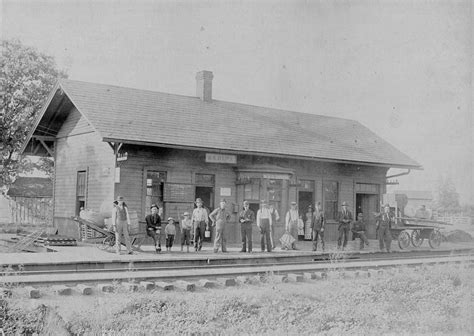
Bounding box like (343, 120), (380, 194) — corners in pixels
(166, 234), (175, 248)
(378, 226), (392, 252)
(194, 221), (207, 250)
(288, 220), (298, 249)
(338, 224), (350, 248)
(115, 220), (132, 254)
(181, 229), (191, 246)
(353, 231), (369, 249)
(260, 219), (272, 252)
(312, 229), (325, 251)
(146, 227), (161, 250)
(241, 223), (253, 252)
(213, 225), (227, 252)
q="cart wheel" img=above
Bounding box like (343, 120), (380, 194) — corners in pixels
(100, 235), (115, 250)
(411, 230), (424, 247)
(428, 230), (442, 248)
(398, 230), (411, 250)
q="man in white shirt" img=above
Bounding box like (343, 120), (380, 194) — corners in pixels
(285, 201), (299, 250)
(256, 200), (272, 252)
(192, 198), (209, 252)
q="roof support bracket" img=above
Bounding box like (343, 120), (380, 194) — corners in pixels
(37, 138), (54, 157)
(386, 169), (411, 179)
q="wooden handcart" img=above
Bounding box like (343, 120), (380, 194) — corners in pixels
(390, 217), (448, 250)
(72, 216), (146, 252)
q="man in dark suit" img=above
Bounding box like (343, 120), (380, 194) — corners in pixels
(376, 204), (393, 252)
(337, 201), (353, 250)
(145, 204), (162, 253)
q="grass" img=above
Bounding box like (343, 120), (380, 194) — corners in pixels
(1, 263), (473, 335)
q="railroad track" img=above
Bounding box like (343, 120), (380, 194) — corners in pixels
(2, 249), (473, 286)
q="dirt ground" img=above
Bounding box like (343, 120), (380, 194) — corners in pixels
(3, 262), (474, 335)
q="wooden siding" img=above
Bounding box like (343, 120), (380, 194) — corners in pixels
(113, 146), (387, 243)
(56, 106), (94, 138)
(54, 128), (114, 236)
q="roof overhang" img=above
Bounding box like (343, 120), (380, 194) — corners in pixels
(102, 137), (423, 170)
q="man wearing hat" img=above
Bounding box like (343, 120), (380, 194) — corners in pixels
(111, 196), (133, 255)
(191, 198), (209, 251)
(238, 200), (255, 252)
(145, 204), (162, 253)
(209, 199), (231, 253)
(256, 200), (273, 252)
(285, 201), (299, 250)
(337, 201), (353, 250)
(376, 204), (393, 252)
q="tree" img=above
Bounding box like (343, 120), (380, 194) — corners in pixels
(0, 39), (67, 187)
(436, 175), (460, 211)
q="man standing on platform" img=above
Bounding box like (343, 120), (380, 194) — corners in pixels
(312, 202), (325, 251)
(192, 198), (209, 252)
(256, 200), (273, 252)
(269, 201), (280, 249)
(337, 201), (353, 250)
(285, 201), (299, 250)
(238, 200), (255, 253)
(376, 204), (393, 252)
(209, 199), (231, 253)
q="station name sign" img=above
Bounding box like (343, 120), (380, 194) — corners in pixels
(205, 153), (237, 164)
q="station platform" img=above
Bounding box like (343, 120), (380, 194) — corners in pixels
(1, 236), (473, 272)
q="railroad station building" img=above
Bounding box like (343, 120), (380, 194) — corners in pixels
(22, 71), (420, 243)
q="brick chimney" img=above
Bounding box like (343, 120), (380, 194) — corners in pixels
(196, 70), (213, 102)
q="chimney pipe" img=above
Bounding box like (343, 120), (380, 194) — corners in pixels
(196, 70), (213, 102)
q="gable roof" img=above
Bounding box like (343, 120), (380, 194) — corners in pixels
(25, 79), (421, 169)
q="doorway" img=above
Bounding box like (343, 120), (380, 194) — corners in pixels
(356, 193), (379, 239)
(195, 186), (214, 242)
(298, 191), (313, 240)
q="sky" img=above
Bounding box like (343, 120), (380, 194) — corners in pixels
(2, 0), (473, 204)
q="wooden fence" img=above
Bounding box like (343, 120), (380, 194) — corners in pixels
(8, 196), (53, 226)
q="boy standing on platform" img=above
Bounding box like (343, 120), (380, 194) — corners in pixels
(165, 217), (176, 252)
(181, 212), (193, 252)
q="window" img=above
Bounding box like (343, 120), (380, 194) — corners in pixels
(76, 170), (87, 215)
(244, 178), (260, 201)
(323, 181), (338, 220)
(196, 173), (215, 186)
(146, 171), (167, 211)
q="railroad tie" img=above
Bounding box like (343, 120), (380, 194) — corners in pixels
(52, 285), (72, 296)
(76, 284), (93, 295)
(122, 282), (139, 292)
(216, 277), (236, 287)
(139, 281), (155, 291)
(97, 283), (114, 293)
(175, 280), (195, 292)
(155, 281), (174, 291)
(303, 272), (317, 280)
(197, 279), (217, 289)
(287, 273), (304, 282)
(24, 286), (41, 299)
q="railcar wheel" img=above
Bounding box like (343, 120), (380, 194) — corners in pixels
(398, 230), (411, 250)
(100, 235), (116, 250)
(411, 230), (424, 247)
(428, 230), (442, 249)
